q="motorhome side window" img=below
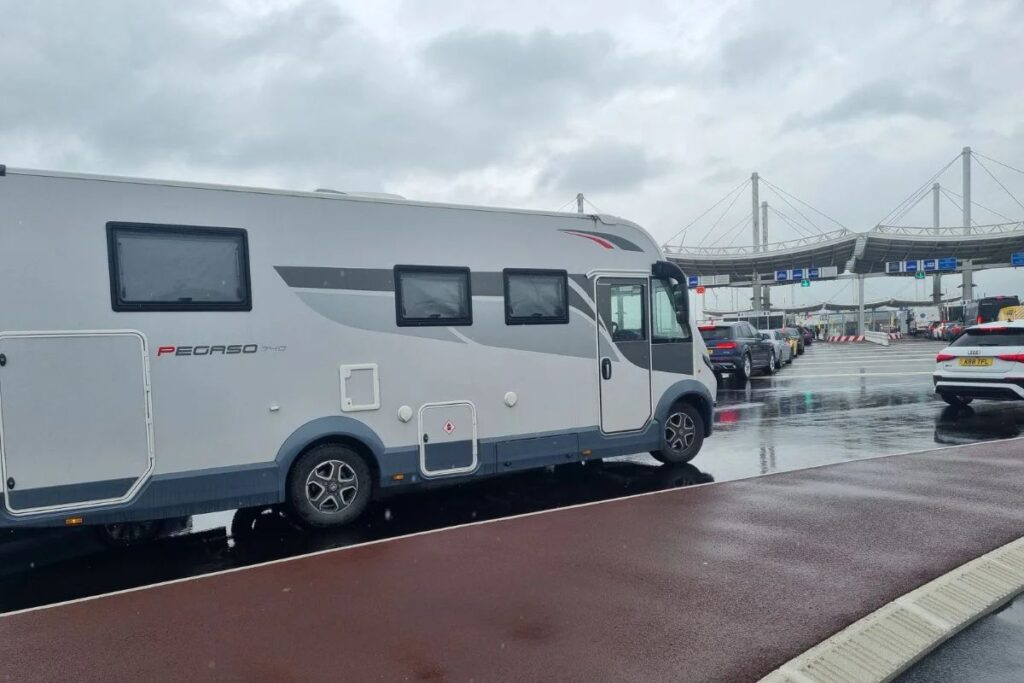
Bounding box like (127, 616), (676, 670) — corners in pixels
(394, 266), (472, 326)
(503, 269), (569, 324)
(608, 282), (646, 341)
(652, 279), (691, 343)
(107, 223), (251, 311)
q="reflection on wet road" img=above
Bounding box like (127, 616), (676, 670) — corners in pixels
(4, 339), (1024, 613)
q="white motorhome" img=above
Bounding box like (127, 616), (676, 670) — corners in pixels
(0, 165), (715, 530)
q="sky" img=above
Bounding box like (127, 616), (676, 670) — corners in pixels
(2, 0), (1023, 308)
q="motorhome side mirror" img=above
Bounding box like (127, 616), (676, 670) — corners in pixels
(672, 283), (689, 324)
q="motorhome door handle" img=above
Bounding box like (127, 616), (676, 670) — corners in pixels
(601, 357), (612, 380)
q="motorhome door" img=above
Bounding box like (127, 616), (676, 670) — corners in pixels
(595, 277), (652, 433)
(0, 331), (154, 514)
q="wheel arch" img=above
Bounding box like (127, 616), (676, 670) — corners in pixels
(274, 416), (386, 499)
(656, 380), (715, 438)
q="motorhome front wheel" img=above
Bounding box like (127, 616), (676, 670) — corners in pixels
(650, 402), (705, 465)
(287, 444), (372, 528)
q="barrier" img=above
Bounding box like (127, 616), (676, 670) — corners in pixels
(827, 335), (866, 342)
(864, 330), (890, 346)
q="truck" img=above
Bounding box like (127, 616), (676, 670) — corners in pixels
(0, 165), (716, 530)
(907, 306), (939, 336)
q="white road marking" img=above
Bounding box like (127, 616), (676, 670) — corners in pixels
(793, 358), (936, 367)
(714, 402), (764, 411)
(751, 371), (934, 380)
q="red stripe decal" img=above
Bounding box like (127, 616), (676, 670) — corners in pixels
(563, 230), (615, 249)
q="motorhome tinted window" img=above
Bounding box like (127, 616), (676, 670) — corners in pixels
(108, 224), (251, 311)
(608, 283), (646, 341)
(395, 267), (472, 326)
(652, 279), (690, 342)
(504, 270), (568, 324)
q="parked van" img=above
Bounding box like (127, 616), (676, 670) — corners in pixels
(0, 166), (715, 529)
(964, 296), (1021, 325)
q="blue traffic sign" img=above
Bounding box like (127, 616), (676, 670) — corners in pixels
(938, 257), (957, 271)
(792, 268), (804, 280)
(922, 259), (937, 272)
(688, 275), (699, 287)
(775, 270), (790, 282)
(905, 260), (919, 273)
(1012, 252), (1024, 267)
(808, 267), (820, 278)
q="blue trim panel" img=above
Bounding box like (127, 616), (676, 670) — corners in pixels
(0, 387), (712, 528)
(424, 440), (475, 472)
(496, 432), (582, 473)
(0, 462), (279, 528)
(7, 477), (135, 510)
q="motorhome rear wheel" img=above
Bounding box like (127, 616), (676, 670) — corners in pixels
(287, 444), (372, 528)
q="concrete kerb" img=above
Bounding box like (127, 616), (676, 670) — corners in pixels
(760, 536), (1024, 683)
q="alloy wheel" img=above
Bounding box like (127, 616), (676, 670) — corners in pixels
(665, 411), (696, 453)
(305, 459), (359, 513)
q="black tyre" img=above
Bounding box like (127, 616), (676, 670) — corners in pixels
(650, 402), (705, 464)
(736, 353), (752, 382)
(287, 444), (372, 528)
(941, 394), (974, 408)
(764, 352), (777, 376)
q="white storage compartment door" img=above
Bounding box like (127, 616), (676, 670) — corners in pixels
(418, 402), (477, 477)
(0, 331), (154, 514)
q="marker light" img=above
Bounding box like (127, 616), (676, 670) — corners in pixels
(64, 516), (84, 526)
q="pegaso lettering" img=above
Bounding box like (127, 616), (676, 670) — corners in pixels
(156, 344), (260, 357)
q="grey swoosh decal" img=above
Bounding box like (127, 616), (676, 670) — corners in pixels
(275, 266), (394, 291)
(276, 266), (595, 320)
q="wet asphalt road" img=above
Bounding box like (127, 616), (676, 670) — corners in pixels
(3, 337), (1023, 627)
(899, 595), (1024, 682)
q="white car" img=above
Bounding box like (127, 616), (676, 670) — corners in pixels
(933, 320), (1024, 407)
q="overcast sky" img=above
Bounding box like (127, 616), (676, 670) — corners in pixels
(2, 0), (1023, 307)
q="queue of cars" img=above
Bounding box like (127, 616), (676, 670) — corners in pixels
(699, 322), (812, 382)
(926, 296), (1020, 341)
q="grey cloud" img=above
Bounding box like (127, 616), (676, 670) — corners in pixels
(538, 142), (668, 194)
(717, 28), (810, 84)
(785, 80), (964, 130)
(423, 28), (637, 98)
(0, 5), (681, 186)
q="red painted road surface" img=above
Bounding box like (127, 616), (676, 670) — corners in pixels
(3, 439), (1024, 682)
